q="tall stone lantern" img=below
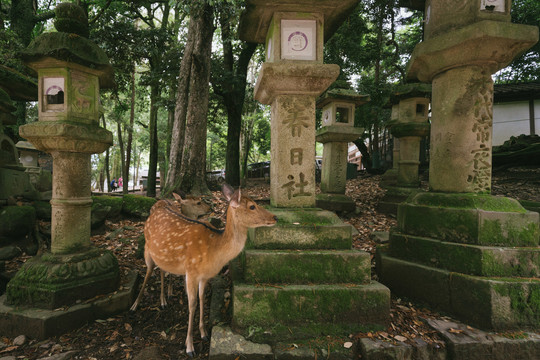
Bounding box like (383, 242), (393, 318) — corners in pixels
(378, 0), (540, 330)
(315, 87), (368, 212)
(230, 1), (390, 351)
(6, 3), (118, 309)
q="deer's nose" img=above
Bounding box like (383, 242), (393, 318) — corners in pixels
(273, 216), (278, 221)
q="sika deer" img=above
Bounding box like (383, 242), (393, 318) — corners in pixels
(154, 193), (212, 307)
(131, 184), (277, 356)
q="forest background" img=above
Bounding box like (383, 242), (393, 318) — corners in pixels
(1, 0), (539, 197)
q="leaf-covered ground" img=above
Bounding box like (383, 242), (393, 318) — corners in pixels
(2, 168), (539, 359)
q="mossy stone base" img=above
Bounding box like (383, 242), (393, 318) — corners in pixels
(233, 282), (390, 331)
(377, 252), (540, 330)
(0, 270), (137, 339)
(377, 186), (419, 215)
(520, 200), (540, 214)
(6, 248), (119, 309)
(247, 207), (351, 250)
(315, 193), (356, 213)
(398, 193), (539, 246)
(0, 205), (36, 243)
(240, 250), (371, 284)
(389, 232), (540, 277)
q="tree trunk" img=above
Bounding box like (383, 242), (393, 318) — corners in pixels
(101, 114), (111, 192)
(164, 2), (214, 197)
(163, 11), (196, 197)
(178, 2), (214, 196)
(217, 12), (258, 186)
(123, 67), (136, 194)
(147, 84), (159, 197)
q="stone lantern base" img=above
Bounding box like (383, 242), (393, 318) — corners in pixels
(232, 207), (390, 341)
(6, 248), (119, 309)
(377, 192), (540, 330)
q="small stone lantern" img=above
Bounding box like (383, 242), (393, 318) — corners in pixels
(6, 3), (118, 310)
(316, 88), (368, 212)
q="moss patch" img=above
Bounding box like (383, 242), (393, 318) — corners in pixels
(410, 193), (526, 213)
(0, 205), (36, 242)
(92, 195), (123, 218)
(122, 194), (156, 218)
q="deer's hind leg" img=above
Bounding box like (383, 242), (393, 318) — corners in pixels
(130, 249), (156, 311)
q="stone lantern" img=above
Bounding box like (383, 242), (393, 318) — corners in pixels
(227, 2), (390, 355)
(6, 3), (118, 310)
(316, 87), (368, 212)
(378, 0), (540, 330)
(378, 83), (431, 214)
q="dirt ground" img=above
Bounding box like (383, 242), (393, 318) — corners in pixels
(1, 167), (539, 359)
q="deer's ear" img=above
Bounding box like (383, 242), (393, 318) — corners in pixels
(172, 193), (183, 202)
(222, 183), (234, 201)
(230, 189), (241, 209)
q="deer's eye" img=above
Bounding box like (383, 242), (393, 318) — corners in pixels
(250, 205), (256, 210)
(197, 202), (201, 205)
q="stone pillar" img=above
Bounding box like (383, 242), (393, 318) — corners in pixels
(5, 2), (119, 309)
(429, 66), (492, 193)
(378, 0), (540, 330)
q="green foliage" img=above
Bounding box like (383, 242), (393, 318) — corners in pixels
(497, 0), (540, 81)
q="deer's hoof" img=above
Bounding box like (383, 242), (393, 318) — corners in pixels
(187, 351), (195, 358)
(202, 335), (209, 342)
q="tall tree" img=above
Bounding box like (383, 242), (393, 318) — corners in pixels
(164, 1), (215, 196)
(211, 4), (257, 186)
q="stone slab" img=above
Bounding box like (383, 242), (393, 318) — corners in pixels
(426, 318), (540, 360)
(389, 232), (540, 277)
(209, 325), (273, 360)
(248, 208), (352, 250)
(241, 249), (371, 284)
(397, 193), (539, 247)
(315, 193), (356, 213)
(0, 270), (137, 339)
(233, 282), (390, 329)
(407, 20), (539, 82)
(377, 252), (540, 330)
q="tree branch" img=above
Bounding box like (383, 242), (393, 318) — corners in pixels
(89, 0), (113, 25)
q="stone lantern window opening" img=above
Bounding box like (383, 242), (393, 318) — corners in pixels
(481, 0), (505, 12)
(43, 77), (65, 111)
(335, 106), (350, 124)
(321, 102), (355, 127)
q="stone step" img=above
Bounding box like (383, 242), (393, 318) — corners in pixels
(248, 207), (352, 250)
(397, 192), (539, 247)
(389, 232), (540, 277)
(239, 249), (371, 285)
(233, 282), (390, 330)
(376, 251), (540, 331)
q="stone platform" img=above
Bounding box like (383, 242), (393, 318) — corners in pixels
(231, 207), (391, 348)
(377, 192), (540, 331)
(0, 270), (137, 339)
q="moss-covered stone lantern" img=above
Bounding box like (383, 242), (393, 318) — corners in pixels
(6, 2), (118, 310)
(378, 0), (540, 331)
(315, 87), (368, 212)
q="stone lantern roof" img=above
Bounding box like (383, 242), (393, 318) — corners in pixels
(19, 2), (114, 89)
(317, 88), (370, 108)
(389, 83), (431, 105)
(238, 0), (359, 44)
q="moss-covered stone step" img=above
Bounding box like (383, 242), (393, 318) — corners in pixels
(248, 207), (352, 250)
(232, 282), (390, 329)
(239, 249), (371, 284)
(389, 232), (540, 277)
(377, 251), (540, 331)
(398, 193), (539, 247)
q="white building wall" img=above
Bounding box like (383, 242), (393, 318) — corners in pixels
(492, 100), (539, 146)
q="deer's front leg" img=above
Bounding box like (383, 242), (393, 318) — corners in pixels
(199, 279), (209, 341)
(160, 270), (167, 308)
(185, 273), (198, 357)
